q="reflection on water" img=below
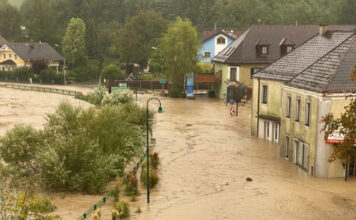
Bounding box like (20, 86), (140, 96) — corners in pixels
(134, 96), (356, 220)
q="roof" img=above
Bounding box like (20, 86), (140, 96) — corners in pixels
(4, 42), (63, 61)
(201, 29), (245, 42)
(212, 25), (356, 65)
(0, 59), (16, 66)
(254, 31), (355, 81)
(0, 34), (6, 46)
(286, 33), (356, 93)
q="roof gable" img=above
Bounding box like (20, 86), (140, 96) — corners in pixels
(201, 29), (245, 42)
(5, 42), (63, 62)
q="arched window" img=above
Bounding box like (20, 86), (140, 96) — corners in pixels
(217, 36), (226, 44)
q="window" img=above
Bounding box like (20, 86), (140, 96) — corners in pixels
(262, 46), (268, 55)
(305, 101), (311, 126)
(2, 54), (5, 59)
(203, 52), (211, 58)
(230, 67), (237, 81)
(281, 45), (294, 56)
(274, 123), (279, 141)
(295, 98), (300, 122)
(286, 96), (291, 118)
(287, 46), (293, 53)
(285, 136), (290, 158)
(250, 68), (261, 79)
(217, 36), (226, 44)
(256, 45), (269, 57)
(265, 121), (270, 138)
(262, 85), (268, 104)
(8, 54), (11, 59)
(303, 144), (309, 170)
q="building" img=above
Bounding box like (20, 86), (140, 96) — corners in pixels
(252, 25), (356, 178)
(199, 29), (245, 63)
(0, 41), (63, 72)
(212, 25), (321, 99)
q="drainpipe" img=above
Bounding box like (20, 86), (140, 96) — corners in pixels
(257, 78), (261, 137)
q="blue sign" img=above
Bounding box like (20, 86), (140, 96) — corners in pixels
(186, 74), (194, 98)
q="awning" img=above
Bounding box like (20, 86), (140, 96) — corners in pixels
(0, 59), (16, 66)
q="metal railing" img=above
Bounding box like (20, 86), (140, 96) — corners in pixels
(3, 83), (78, 96)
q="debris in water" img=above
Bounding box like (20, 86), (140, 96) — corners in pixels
(246, 177), (253, 182)
(186, 124), (193, 127)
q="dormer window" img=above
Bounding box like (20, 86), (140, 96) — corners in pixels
(256, 45), (269, 57)
(217, 36), (226, 44)
(281, 44), (294, 56)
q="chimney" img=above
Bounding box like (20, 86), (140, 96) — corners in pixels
(319, 24), (328, 36)
(30, 39), (35, 48)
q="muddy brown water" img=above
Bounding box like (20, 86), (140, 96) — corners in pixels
(1, 88), (356, 219)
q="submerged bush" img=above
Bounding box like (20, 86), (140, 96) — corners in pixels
(114, 201), (130, 218)
(125, 173), (139, 196)
(85, 86), (107, 106)
(140, 162), (159, 189)
(101, 89), (134, 106)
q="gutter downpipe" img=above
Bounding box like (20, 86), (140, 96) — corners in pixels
(257, 78), (260, 137)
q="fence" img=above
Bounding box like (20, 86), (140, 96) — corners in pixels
(2, 83), (78, 96)
(109, 80), (169, 90)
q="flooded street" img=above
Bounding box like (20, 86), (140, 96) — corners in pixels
(0, 87), (356, 219)
(133, 96), (356, 220)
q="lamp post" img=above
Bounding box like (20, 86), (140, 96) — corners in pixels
(146, 97), (163, 203)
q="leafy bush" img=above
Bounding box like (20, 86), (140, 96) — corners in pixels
(114, 201), (130, 218)
(125, 173), (139, 196)
(32, 60), (48, 74)
(101, 64), (124, 80)
(69, 60), (100, 82)
(85, 86), (107, 106)
(150, 152), (160, 169)
(193, 62), (213, 74)
(140, 162), (159, 188)
(14, 67), (32, 81)
(101, 89), (134, 106)
(40, 68), (57, 83)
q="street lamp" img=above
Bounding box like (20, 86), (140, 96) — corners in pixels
(146, 97), (163, 203)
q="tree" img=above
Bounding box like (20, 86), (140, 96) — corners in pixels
(101, 64), (124, 80)
(115, 10), (168, 71)
(20, 0), (59, 44)
(159, 17), (200, 97)
(0, 0), (22, 41)
(62, 17), (87, 68)
(321, 99), (356, 167)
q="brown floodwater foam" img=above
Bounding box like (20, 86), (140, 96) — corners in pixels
(1, 88), (356, 219)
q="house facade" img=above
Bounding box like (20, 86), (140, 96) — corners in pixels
(252, 26), (356, 178)
(199, 29), (244, 63)
(0, 41), (63, 72)
(212, 25), (321, 100)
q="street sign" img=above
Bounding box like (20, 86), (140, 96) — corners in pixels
(160, 79), (167, 84)
(119, 83), (127, 91)
(186, 74), (194, 98)
(111, 87), (119, 92)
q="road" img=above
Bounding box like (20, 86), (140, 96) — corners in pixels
(132, 96), (356, 220)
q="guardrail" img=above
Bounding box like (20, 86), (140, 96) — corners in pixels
(3, 83), (78, 96)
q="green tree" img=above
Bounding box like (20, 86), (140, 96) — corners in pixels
(62, 17), (87, 68)
(101, 64), (124, 80)
(20, 0), (59, 44)
(159, 17), (200, 97)
(0, 0), (22, 41)
(115, 10), (168, 71)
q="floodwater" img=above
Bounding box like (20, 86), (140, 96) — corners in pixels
(1, 87), (356, 219)
(131, 96), (356, 220)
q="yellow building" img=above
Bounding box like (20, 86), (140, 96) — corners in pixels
(212, 25), (320, 100)
(0, 41), (63, 72)
(253, 26), (356, 178)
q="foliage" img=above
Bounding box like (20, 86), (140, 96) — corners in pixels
(124, 173), (139, 196)
(12, 67), (32, 81)
(40, 68), (57, 83)
(67, 60), (100, 82)
(0, 0), (22, 41)
(159, 17), (200, 97)
(150, 152), (160, 169)
(32, 59), (48, 75)
(113, 201), (130, 218)
(140, 162), (159, 188)
(0, 178), (59, 220)
(193, 62), (213, 74)
(62, 17), (87, 68)
(141, 73), (166, 81)
(101, 64), (124, 80)
(85, 86), (108, 106)
(115, 10), (168, 69)
(101, 90), (135, 106)
(321, 98), (356, 163)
